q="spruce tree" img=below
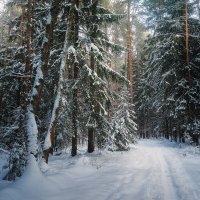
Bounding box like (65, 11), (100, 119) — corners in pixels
(137, 0), (200, 143)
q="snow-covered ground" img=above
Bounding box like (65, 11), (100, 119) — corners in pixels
(0, 139), (200, 200)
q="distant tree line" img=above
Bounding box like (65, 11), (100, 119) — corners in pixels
(135, 0), (200, 145)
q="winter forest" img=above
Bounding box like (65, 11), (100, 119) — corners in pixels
(0, 0), (200, 200)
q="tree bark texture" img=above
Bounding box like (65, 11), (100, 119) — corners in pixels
(88, 128), (95, 153)
(20, 0), (25, 47)
(22, 0), (33, 112)
(87, 0), (98, 153)
(25, 0), (61, 158)
(185, 0), (191, 87)
(71, 0), (79, 157)
(87, 54), (95, 153)
(127, 1), (133, 98)
(31, 0), (62, 114)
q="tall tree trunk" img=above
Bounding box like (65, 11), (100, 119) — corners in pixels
(22, 0), (33, 124)
(27, 0), (61, 157)
(185, 0), (191, 87)
(23, 0), (33, 111)
(31, 0), (61, 114)
(127, 0), (133, 98)
(20, 0), (25, 46)
(20, 0), (33, 149)
(87, 53), (95, 153)
(17, 0), (25, 108)
(70, 0), (79, 157)
(71, 62), (79, 156)
(185, 0), (193, 143)
(87, 0), (98, 153)
(71, 91), (78, 156)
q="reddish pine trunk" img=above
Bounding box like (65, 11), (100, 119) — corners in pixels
(38, 0), (62, 162)
(22, 0), (33, 111)
(32, 0), (61, 113)
(185, 0), (191, 86)
(21, 0), (62, 162)
(127, 1), (133, 98)
(20, 0), (25, 47)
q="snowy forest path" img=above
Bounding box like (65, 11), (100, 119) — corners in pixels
(0, 139), (200, 200)
(44, 139), (200, 200)
(128, 139), (200, 200)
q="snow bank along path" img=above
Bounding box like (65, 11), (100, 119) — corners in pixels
(0, 139), (200, 200)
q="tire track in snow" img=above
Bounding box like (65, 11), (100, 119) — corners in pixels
(162, 149), (200, 200)
(135, 140), (200, 200)
(105, 150), (155, 200)
(153, 148), (178, 200)
(107, 140), (200, 200)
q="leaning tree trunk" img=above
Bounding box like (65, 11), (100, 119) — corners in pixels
(26, 0), (61, 158)
(31, 0), (61, 114)
(43, 29), (69, 163)
(43, 0), (82, 161)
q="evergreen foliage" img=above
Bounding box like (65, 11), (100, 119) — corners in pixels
(0, 0), (137, 180)
(136, 0), (200, 143)
(109, 90), (137, 151)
